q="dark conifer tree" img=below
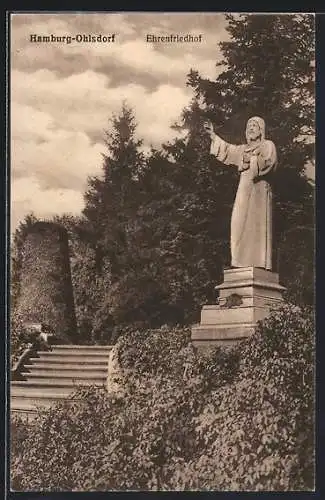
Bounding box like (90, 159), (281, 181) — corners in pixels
(186, 14), (315, 304)
(83, 103), (145, 280)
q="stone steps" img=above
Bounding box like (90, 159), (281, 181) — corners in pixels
(11, 393), (83, 419)
(29, 356), (109, 365)
(49, 345), (113, 354)
(11, 391), (77, 406)
(12, 380), (103, 397)
(22, 368), (107, 380)
(19, 377), (105, 386)
(24, 363), (108, 374)
(11, 344), (113, 419)
(36, 351), (111, 364)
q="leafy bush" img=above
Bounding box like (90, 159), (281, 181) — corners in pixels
(10, 309), (53, 368)
(10, 415), (30, 458)
(11, 304), (314, 491)
(14, 221), (77, 342)
(11, 327), (207, 491)
(181, 304), (315, 491)
(10, 310), (32, 368)
(115, 325), (192, 376)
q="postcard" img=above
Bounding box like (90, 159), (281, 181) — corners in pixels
(9, 12), (315, 492)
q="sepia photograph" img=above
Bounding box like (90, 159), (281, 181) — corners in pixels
(9, 12), (315, 491)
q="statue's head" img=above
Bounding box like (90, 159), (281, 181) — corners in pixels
(246, 116), (265, 143)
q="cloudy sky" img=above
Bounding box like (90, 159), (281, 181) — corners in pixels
(10, 12), (229, 232)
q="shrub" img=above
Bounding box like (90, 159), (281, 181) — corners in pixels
(10, 304), (314, 491)
(11, 327), (207, 491)
(10, 310), (32, 368)
(180, 304), (315, 491)
(15, 221), (77, 342)
(115, 325), (192, 377)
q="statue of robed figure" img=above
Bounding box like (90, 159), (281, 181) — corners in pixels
(204, 116), (277, 270)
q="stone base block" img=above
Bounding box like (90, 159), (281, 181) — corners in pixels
(191, 266), (286, 348)
(191, 323), (255, 347)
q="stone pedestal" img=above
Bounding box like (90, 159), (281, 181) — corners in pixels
(191, 267), (286, 347)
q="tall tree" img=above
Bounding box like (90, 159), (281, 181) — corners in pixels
(51, 214), (106, 343)
(187, 13), (315, 303)
(157, 99), (238, 321)
(120, 98), (240, 326)
(11, 212), (40, 310)
(82, 104), (146, 339)
(83, 103), (145, 276)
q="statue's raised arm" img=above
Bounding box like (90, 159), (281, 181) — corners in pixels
(204, 120), (245, 168)
(204, 116), (277, 270)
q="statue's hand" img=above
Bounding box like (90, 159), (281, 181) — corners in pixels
(243, 151), (251, 163)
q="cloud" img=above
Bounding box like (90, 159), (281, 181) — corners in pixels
(11, 100), (104, 189)
(10, 12), (228, 231)
(11, 68), (192, 229)
(136, 84), (190, 144)
(11, 13), (226, 85)
(11, 68), (191, 149)
(11, 176), (84, 233)
(11, 103), (54, 143)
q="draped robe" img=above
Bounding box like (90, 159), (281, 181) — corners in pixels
(210, 135), (277, 270)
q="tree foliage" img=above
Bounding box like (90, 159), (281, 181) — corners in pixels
(52, 214), (112, 343)
(10, 15), (315, 348)
(150, 100), (237, 319)
(11, 212), (40, 309)
(186, 13), (315, 301)
(83, 103), (145, 279)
